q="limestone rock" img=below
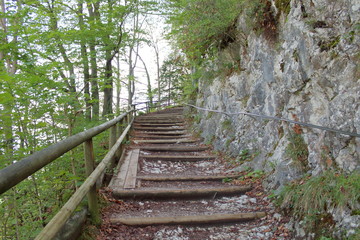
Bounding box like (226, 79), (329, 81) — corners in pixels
(193, 0), (359, 238)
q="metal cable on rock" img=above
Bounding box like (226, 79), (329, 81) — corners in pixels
(185, 104), (360, 138)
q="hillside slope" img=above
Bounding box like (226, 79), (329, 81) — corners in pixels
(191, 0), (359, 238)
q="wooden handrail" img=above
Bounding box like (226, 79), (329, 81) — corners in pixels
(35, 122), (133, 240)
(0, 103), (176, 239)
(0, 111), (132, 194)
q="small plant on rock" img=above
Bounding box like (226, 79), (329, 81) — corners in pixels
(286, 131), (309, 170)
(274, 170), (360, 238)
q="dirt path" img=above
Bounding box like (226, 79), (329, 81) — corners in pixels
(96, 107), (292, 240)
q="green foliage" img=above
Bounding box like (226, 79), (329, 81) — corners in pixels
(206, 111), (215, 120)
(204, 135), (215, 145)
(238, 149), (251, 162)
(222, 177), (233, 183)
(167, 0), (292, 62)
(158, 51), (193, 102)
(347, 229), (360, 240)
(225, 136), (236, 149)
(244, 0), (290, 40)
(193, 114), (201, 124)
(166, 0), (242, 62)
(221, 119), (233, 131)
(275, 0), (291, 15)
(239, 169), (265, 180)
(318, 36), (340, 52)
(0, 0), (161, 238)
(286, 132), (309, 170)
(275, 171), (360, 237)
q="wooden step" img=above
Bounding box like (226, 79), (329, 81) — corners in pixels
(109, 149), (140, 190)
(110, 212), (266, 226)
(131, 135), (190, 139)
(140, 146), (208, 152)
(134, 139), (196, 144)
(134, 123), (184, 127)
(134, 120), (184, 124)
(137, 114), (183, 118)
(136, 117), (184, 121)
(134, 127), (186, 131)
(137, 174), (242, 181)
(140, 155), (215, 161)
(112, 185), (252, 199)
(136, 131), (187, 136)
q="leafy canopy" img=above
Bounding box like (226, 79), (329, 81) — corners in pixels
(166, 0), (242, 62)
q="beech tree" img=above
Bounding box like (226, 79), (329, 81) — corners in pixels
(0, 0), (162, 238)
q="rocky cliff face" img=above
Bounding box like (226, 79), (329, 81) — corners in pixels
(192, 0), (359, 237)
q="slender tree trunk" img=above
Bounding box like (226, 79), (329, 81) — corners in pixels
(30, 175), (45, 226)
(0, 0), (19, 158)
(128, 49), (134, 107)
(102, 0), (115, 116)
(137, 53), (153, 105)
(127, 8), (141, 108)
(103, 47), (113, 116)
(78, 1), (91, 120)
(116, 53), (121, 114)
(154, 43), (160, 103)
(168, 78), (171, 105)
(87, 2), (100, 120)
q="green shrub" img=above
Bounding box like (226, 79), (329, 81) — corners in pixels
(221, 119), (233, 131)
(286, 132), (309, 170)
(275, 170), (360, 237)
(167, 0), (243, 62)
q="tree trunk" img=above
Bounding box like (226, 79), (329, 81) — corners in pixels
(78, 1), (91, 120)
(137, 52), (153, 106)
(102, 0), (116, 117)
(116, 53), (121, 114)
(0, 0), (19, 158)
(87, 2), (100, 120)
(128, 49), (134, 107)
(154, 42), (160, 104)
(103, 48), (113, 116)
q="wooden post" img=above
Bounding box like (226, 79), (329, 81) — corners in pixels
(35, 124), (133, 240)
(116, 119), (124, 159)
(84, 139), (100, 225)
(109, 125), (117, 168)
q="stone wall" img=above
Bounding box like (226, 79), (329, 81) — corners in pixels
(193, 0), (359, 236)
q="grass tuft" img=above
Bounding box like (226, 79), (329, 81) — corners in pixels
(275, 170), (360, 237)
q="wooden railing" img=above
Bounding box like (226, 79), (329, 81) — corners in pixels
(0, 108), (136, 240)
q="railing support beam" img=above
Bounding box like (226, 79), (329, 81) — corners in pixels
(84, 139), (100, 225)
(109, 125), (117, 168)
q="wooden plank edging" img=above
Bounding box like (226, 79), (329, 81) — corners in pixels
(112, 186), (252, 199)
(137, 174), (242, 181)
(110, 212), (267, 226)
